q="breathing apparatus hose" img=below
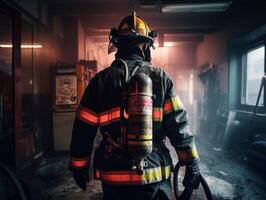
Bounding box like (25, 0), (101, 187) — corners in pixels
(173, 162), (213, 200)
(115, 59), (140, 147)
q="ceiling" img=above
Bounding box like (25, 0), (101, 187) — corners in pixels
(47, 0), (248, 44)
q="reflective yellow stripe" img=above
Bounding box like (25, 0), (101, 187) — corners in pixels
(172, 96), (183, 110)
(191, 146), (199, 158)
(95, 166), (171, 185)
(163, 96), (183, 114)
(127, 140), (153, 145)
(176, 145), (199, 162)
(127, 134), (153, 140)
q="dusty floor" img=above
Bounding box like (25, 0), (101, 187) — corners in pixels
(25, 137), (266, 200)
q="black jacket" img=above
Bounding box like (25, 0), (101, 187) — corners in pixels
(69, 49), (199, 185)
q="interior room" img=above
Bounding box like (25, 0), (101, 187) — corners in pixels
(0, 0), (266, 199)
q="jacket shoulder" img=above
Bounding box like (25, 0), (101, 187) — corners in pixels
(91, 65), (121, 81)
(142, 64), (171, 82)
(93, 66), (112, 78)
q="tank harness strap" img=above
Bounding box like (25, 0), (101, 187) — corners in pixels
(108, 59), (143, 148)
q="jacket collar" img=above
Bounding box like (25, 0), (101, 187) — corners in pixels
(115, 45), (146, 61)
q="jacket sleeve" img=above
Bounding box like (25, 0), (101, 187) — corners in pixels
(163, 75), (199, 163)
(69, 77), (99, 171)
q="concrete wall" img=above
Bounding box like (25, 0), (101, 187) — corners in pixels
(152, 45), (196, 79)
(63, 16), (78, 64)
(195, 2), (266, 146)
(196, 3), (266, 93)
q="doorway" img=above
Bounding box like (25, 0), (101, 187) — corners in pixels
(0, 8), (15, 167)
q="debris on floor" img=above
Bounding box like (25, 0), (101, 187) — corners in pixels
(24, 138), (266, 200)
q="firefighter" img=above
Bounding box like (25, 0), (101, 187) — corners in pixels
(69, 12), (201, 200)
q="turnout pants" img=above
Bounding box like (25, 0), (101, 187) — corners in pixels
(102, 178), (172, 200)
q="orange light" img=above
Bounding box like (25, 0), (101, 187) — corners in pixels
(0, 44), (12, 48)
(0, 44), (43, 48)
(164, 42), (174, 47)
(154, 42), (174, 48)
(21, 44), (42, 48)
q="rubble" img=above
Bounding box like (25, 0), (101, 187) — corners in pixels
(24, 139), (266, 200)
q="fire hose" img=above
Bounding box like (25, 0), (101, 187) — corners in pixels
(173, 162), (213, 200)
(0, 162), (28, 200)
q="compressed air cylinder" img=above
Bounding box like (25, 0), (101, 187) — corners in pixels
(127, 73), (153, 163)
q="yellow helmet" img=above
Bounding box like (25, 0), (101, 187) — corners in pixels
(108, 11), (157, 53)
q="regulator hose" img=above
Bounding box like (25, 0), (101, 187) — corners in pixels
(173, 162), (213, 200)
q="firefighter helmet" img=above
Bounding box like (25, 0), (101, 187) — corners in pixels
(108, 11), (157, 54)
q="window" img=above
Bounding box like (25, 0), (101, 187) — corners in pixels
(241, 45), (265, 106)
(229, 26), (266, 112)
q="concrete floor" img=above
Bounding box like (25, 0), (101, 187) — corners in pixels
(25, 138), (266, 200)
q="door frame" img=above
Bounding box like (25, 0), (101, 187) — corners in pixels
(0, 0), (22, 169)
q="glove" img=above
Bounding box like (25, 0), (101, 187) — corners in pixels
(73, 169), (90, 191)
(182, 159), (201, 189)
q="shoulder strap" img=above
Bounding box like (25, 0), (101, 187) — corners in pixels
(111, 59), (151, 147)
(111, 59), (146, 83)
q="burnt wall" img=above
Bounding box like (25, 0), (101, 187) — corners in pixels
(196, 1), (266, 93)
(196, 0), (266, 147)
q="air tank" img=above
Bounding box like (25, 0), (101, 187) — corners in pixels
(127, 73), (153, 171)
